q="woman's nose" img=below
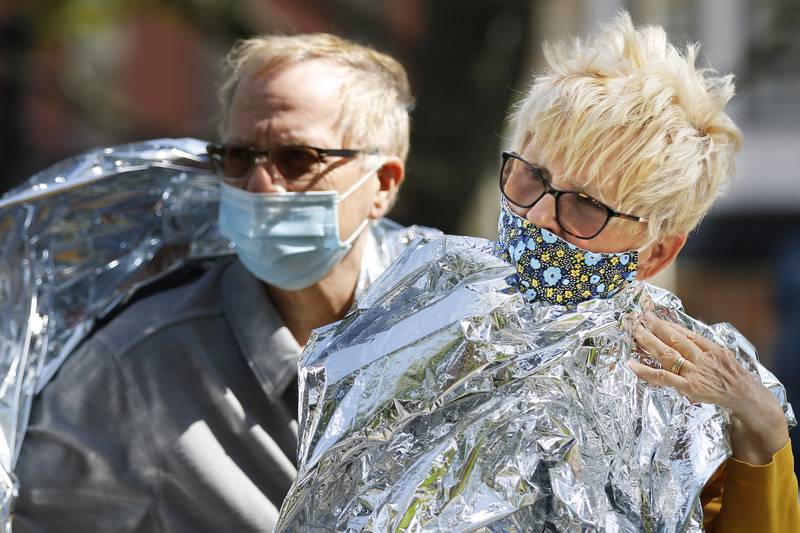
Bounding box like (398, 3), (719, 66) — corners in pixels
(244, 157), (287, 193)
(524, 193), (563, 236)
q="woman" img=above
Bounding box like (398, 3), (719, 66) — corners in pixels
(278, 13), (798, 532)
(494, 12), (798, 532)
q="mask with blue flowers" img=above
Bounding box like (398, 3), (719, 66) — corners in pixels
(495, 199), (638, 306)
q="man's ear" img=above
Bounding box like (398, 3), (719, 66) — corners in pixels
(369, 156), (405, 220)
(636, 232), (687, 280)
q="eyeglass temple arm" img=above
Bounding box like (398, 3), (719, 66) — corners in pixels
(317, 147), (380, 158)
(615, 212), (648, 223)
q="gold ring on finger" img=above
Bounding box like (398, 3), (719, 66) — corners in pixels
(670, 355), (686, 375)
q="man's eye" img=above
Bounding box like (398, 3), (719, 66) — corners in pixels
(273, 147), (320, 179)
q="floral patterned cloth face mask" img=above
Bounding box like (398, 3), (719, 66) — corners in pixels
(495, 199), (638, 306)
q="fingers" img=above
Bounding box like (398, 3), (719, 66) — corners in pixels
(633, 319), (690, 372)
(626, 360), (688, 391)
(669, 321), (724, 354)
(641, 313), (704, 363)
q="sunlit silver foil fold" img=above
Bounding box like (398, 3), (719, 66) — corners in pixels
(0, 138), (434, 531)
(0, 138), (227, 530)
(277, 235), (794, 532)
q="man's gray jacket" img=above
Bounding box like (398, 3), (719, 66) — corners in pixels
(13, 219), (435, 532)
(14, 257), (305, 532)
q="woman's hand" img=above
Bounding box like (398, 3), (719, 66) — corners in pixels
(626, 312), (789, 465)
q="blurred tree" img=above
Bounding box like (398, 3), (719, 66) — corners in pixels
(2, 0), (251, 192)
(392, 0), (531, 233)
(0, 3), (33, 192)
(3, 0), (532, 240)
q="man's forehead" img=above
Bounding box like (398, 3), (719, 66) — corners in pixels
(226, 59), (349, 146)
(240, 59), (348, 104)
(225, 127), (308, 147)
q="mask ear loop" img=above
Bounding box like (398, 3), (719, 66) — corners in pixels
(339, 157), (386, 245)
(343, 218), (371, 246)
(340, 157), (385, 201)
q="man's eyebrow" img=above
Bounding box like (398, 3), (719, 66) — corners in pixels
(224, 135), (311, 148)
(274, 131), (327, 147)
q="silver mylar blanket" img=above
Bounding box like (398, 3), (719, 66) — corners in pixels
(276, 235), (795, 532)
(0, 138), (231, 529)
(0, 137), (435, 532)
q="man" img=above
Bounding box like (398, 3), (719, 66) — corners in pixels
(14, 33), (428, 532)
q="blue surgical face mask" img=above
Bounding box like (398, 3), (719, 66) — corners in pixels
(496, 199), (639, 306)
(218, 163), (380, 290)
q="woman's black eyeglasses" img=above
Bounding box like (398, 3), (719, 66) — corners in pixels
(499, 151), (647, 240)
(206, 143), (377, 184)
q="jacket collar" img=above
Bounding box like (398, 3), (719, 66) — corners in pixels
(221, 259), (301, 402)
(219, 228), (390, 402)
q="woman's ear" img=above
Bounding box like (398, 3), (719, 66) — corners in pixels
(369, 156), (405, 220)
(636, 232), (687, 280)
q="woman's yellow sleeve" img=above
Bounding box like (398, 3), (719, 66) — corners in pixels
(701, 440), (800, 532)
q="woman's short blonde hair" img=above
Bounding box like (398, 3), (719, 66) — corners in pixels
(510, 12), (742, 243)
(219, 33), (414, 160)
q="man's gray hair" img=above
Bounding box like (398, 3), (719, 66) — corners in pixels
(219, 33), (414, 161)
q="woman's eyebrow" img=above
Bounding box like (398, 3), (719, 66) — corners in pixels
(554, 174), (619, 206)
(549, 172), (589, 194)
(529, 158), (606, 199)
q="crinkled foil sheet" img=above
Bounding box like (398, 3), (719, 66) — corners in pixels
(277, 235), (795, 532)
(0, 139), (231, 529)
(0, 138), (436, 531)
